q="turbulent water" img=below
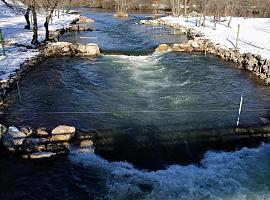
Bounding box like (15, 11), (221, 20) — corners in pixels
(1, 9), (270, 200)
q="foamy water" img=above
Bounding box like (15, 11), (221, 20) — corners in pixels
(70, 143), (270, 200)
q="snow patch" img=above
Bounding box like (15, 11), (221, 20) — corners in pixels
(0, 0), (79, 81)
(161, 16), (270, 60)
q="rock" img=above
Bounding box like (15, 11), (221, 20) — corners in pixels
(2, 127), (27, 151)
(190, 41), (199, 48)
(23, 152), (56, 159)
(263, 65), (269, 73)
(140, 20), (148, 24)
(260, 73), (267, 80)
(172, 43), (183, 52)
(20, 126), (33, 136)
(0, 124), (7, 141)
(36, 127), (50, 137)
(62, 46), (70, 52)
(179, 42), (191, 50)
(156, 44), (169, 53)
(51, 125), (76, 142)
(20, 138), (46, 152)
(265, 78), (270, 84)
(78, 44), (86, 53)
(245, 57), (257, 71)
(78, 140), (94, 149)
(85, 43), (100, 56)
(46, 142), (70, 152)
(79, 16), (94, 23)
(75, 131), (96, 149)
(44, 42), (100, 57)
(187, 46), (194, 52)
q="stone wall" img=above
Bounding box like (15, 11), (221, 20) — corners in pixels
(0, 124), (96, 159)
(149, 19), (270, 84)
(41, 42), (100, 57)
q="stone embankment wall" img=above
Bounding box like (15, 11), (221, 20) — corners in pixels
(0, 124), (96, 159)
(42, 42), (100, 57)
(142, 19), (270, 84)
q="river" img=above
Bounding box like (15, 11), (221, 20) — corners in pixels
(1, 9), (270, 200)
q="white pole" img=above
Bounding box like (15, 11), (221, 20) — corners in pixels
(236, 94), (243, 126)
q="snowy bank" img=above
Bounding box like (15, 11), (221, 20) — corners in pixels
(160, 16), (270, 60)
(0, 1), (79, 82)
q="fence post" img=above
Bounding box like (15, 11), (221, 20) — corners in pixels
(236, 24), (240, 50)
(0, 29), (5, 56)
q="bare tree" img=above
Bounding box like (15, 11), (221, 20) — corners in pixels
(115, 0), (129, 17)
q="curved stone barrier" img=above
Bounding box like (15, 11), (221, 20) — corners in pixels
(156, 38), (270, 83)
(0, 124), (96, 159)
(143, 19), (270, 84)
(41, 42), (100, 57)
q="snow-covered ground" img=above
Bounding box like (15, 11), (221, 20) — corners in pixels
(0, 1), (79, 82)
(161, 16), (270, 60)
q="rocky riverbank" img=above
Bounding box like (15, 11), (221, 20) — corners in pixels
(143, 19), (270, 84)
(0, 124), (96, 159)
(0, 16), (99, 108)
(0, 15), (100, 159)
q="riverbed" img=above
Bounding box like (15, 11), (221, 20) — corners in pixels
(1, 9), (270, 200)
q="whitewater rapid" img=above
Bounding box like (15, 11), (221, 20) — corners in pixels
(70, 143), (270, 200)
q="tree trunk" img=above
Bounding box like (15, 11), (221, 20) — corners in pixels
(31, 5), (39, 45)
(44, 9), (54, 42)
(1, 0), (14, 10)
(184, 0), (187, 16)
(24, 7), (31, 30)
(44, 16), (50, 42)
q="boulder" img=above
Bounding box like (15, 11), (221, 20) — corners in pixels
(156, 44), (169, 53)
(20, 126), (33, 136)
(20, 138), (45, 152)
(77, 44), (86, 53)
(78, 140), (94, 149)
(2, 126), (27, 151)
(75, 131), (96, 149)
(46, 142), (70, 152)
(44, 42), (100, 57)
(260, 73), (267, 80)
(190, 40), (199, 48)
(172, 43), (183, 52)
(23, 152), (56, 159)
(78, 16), (95, 23)
(179, 42), (191, 50)
(85, 43), (100, 56)
(51, 125), (76, 142)
(247, 57), (257, 71)
(140, 20), (148, 25)
(265, 78), (270, 84)
(263, 65), (269, 73)
(36, 127), (50, 137)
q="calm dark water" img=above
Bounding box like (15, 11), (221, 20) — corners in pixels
(2, 9), (270, 200)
